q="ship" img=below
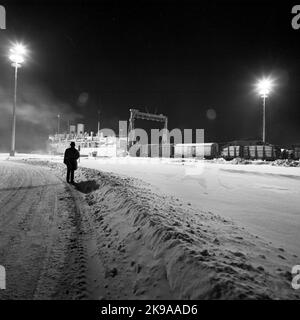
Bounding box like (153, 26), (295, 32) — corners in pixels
(48, 123), (128, 157)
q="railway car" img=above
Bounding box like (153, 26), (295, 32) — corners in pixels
(129, 143), (174, 158)
(174, 143), (219, 159)
(221, 144), (277, 160)
(221, 145), (242, 159)
(293, 145), (300, 160)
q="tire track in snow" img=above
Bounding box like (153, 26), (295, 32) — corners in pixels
(0, 161), (89, 299)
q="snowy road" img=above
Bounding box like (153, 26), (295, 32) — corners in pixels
(79, 158), (300, 257)
(0, 161), (85, 299)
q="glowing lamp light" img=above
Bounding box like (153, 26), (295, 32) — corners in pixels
(9, 43), (27, 67)
(256, 78), (274, 98)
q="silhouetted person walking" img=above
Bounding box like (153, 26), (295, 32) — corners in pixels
(64, 142), (80, 183)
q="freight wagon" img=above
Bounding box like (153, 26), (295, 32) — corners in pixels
(293, 145), (300, 160)
(221, 144), (278, 160)
(174, 143), (219, 159)
(128, 143), (174, 158)
(128, 143), (219, 159)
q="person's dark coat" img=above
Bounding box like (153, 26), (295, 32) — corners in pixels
(64, 147), (80, 170)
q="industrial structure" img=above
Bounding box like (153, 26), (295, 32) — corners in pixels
(128, 108), (168, 146)
(48, 108), (300, 160)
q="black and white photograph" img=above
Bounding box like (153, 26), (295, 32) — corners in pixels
(0, 0), (300, 306)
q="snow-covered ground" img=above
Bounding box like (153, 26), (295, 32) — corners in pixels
(77, 157), (300, 258)
(0, 160), (80, 299)
(1, 158), (299, 299)
(2, 153), (300, 257)
(1, 154), (300, 299)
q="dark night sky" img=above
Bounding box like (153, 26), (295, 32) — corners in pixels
(0, 0), (300, 151)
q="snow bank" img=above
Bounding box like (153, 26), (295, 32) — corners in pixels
(217, 157), (300, 167)
(15, 159), (300, 299)
(271, 159), (300, 167)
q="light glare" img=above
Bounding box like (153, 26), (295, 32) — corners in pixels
(9, 43), (27, 65)
(256, 78), (274, 98)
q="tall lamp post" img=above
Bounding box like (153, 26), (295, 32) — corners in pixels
(9, 43), (27, 156)
(256, 78), (273, 144)
(97, 109), (101, 137)
(57, 114), (61, 135)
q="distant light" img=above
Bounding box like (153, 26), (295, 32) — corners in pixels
(9, 43), (27, 66)
(78, 92), (89, 106)
(206, 108), (217, 120)
(256, 78), (274, 98)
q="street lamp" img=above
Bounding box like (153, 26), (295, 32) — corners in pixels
(8, 43), (27, 156)
(57, 114), (60, 135)
(256, 78), (274, 144)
